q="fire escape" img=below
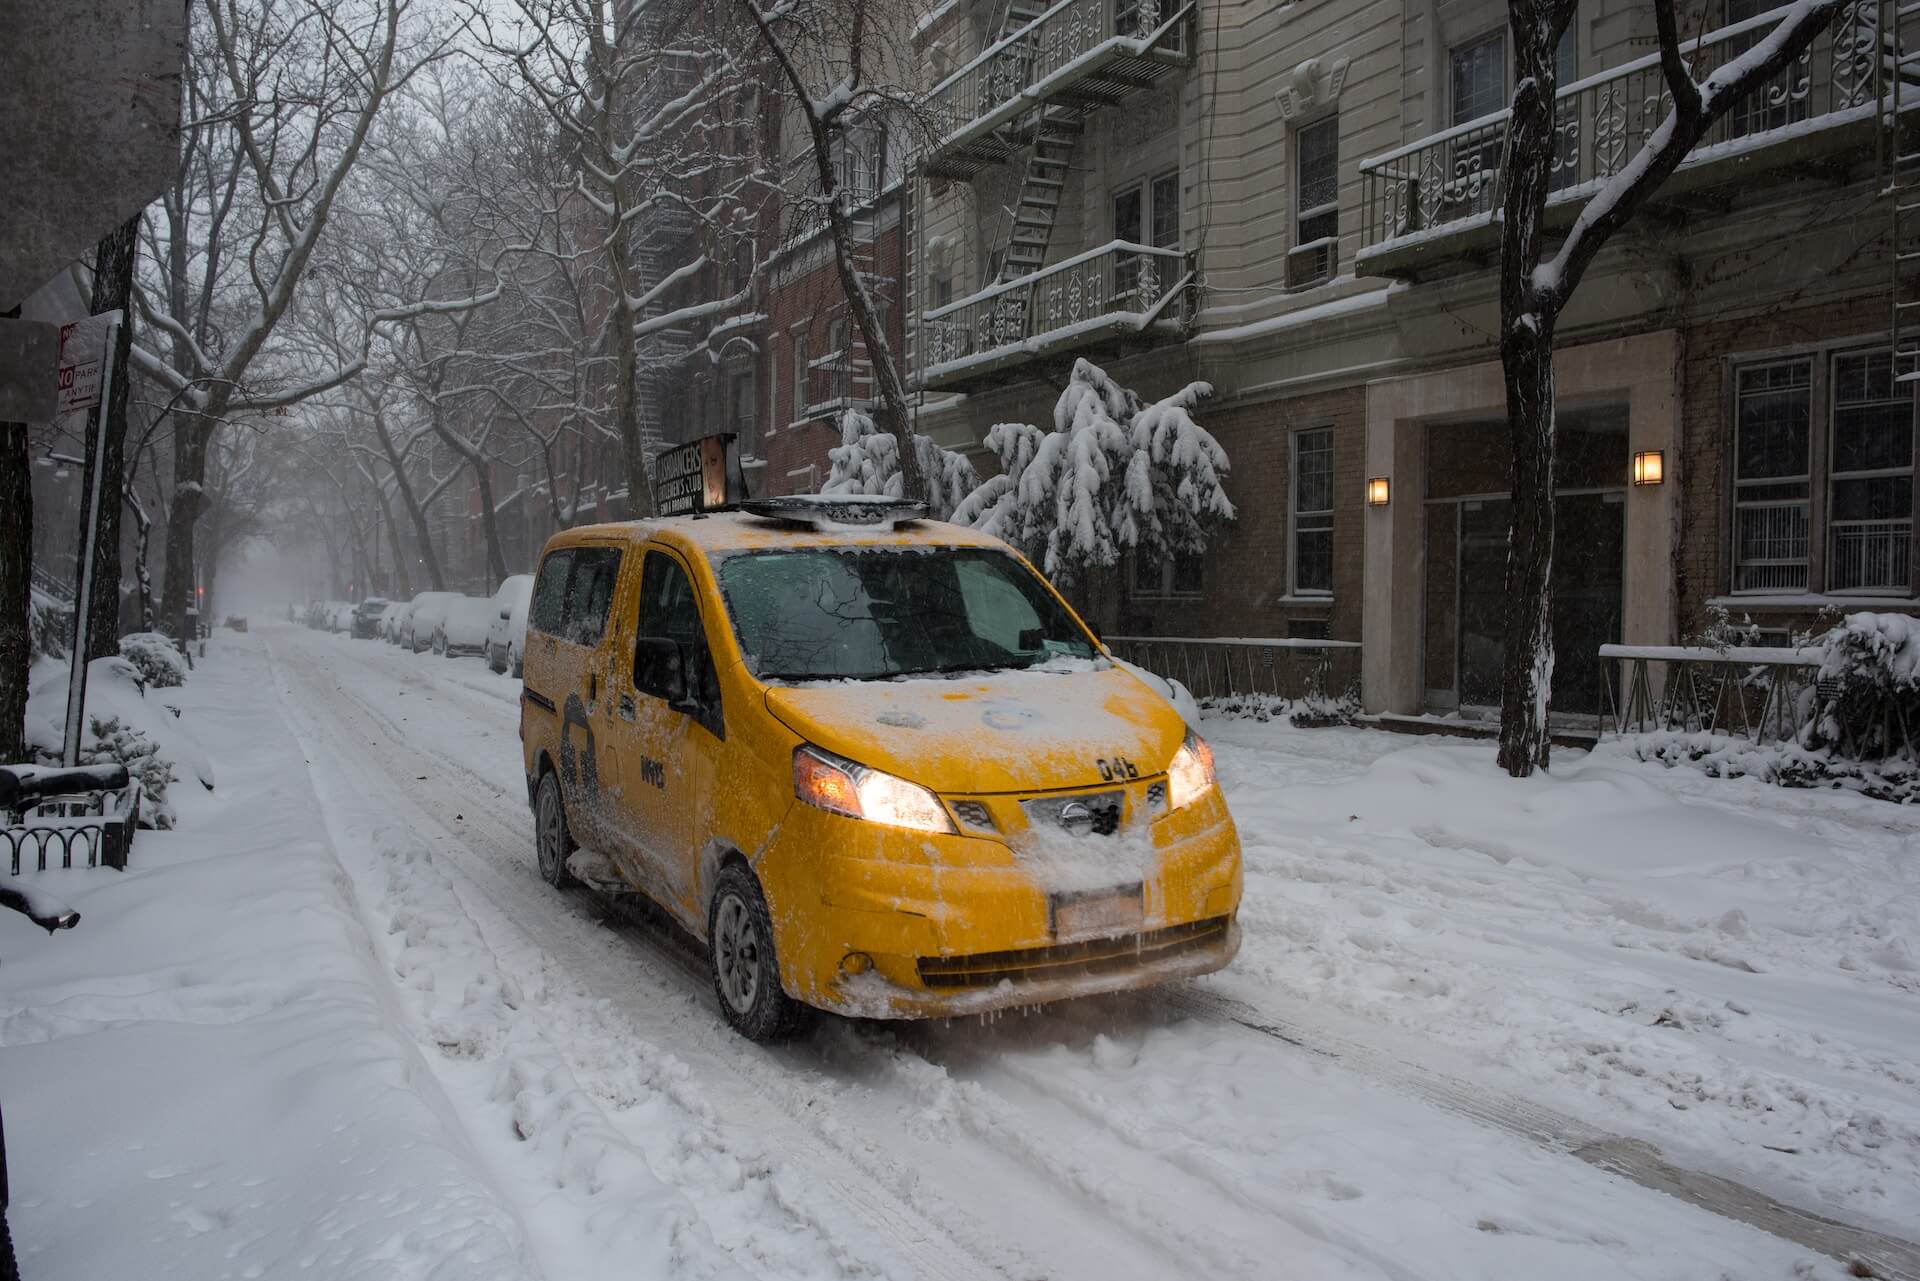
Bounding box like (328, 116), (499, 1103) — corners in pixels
(910, 0), (1197, 394)
(1885, 0), (1920, 379)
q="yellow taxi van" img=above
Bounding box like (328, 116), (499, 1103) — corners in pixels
(518, 495), (1241, 1040)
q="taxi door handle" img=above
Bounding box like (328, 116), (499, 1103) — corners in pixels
(618, 694), (636, 722)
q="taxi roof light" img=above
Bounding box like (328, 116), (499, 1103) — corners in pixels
(741, 494), (926, 532)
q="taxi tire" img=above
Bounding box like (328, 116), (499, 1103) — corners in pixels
(534, 771), (578, 890)
(707, 864), (806, 1042)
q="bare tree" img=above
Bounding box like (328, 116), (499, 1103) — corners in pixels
(737, 0), (928, 502)
(474, 0), (774, 516)
(133, 0), (490, 639)
(1495, 0), (1845, 775)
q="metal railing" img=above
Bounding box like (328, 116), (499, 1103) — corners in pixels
(3, 784), (139, 874)
(1359, 0), (1888, 252)
(1105, 635), (1361, 703)
(1830, 518), (1912, 591)
(1598, 642), (1822, 744)
(803, 350), (871, 417)
(921, 0), (1191, 154)
(917, 240), (1192, 381)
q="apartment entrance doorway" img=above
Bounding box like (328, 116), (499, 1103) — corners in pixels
(1423, 405), (1629, 719)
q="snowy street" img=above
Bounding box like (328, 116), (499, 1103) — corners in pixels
(4, 625), (1915, 1281)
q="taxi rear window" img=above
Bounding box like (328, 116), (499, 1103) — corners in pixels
(530, 546), (623, 646)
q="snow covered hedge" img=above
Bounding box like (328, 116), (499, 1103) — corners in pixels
(29, 585), (71, 661)
(120, 631), (190, 689)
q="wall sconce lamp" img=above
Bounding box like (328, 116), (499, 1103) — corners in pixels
(1366, 476), (1391, 507)
(1631, 450), (1665, 486)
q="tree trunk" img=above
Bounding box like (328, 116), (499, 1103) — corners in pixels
(0, 409), (30, 763)
(373, 478), (411, 598)
(126, 489), (155, 631)
(80, 215), (138, 663)
(373, 417), (445, 590)
(1495, 0), (1567, 777)
(159, 415), (213, 638)
(825, 196), (927, 505)
(606, 224), (654, 518)
(470, 457), (508, 588)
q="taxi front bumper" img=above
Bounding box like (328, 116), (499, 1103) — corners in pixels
(763, 787), (1243, 1019)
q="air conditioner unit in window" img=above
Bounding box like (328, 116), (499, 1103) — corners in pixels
(1287, 240), (1336, 291)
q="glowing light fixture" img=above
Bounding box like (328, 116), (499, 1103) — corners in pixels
(1366, 476), (1391, 507)
(1631, 450), (1665, 485)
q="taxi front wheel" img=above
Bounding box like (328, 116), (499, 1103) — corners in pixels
(707, 864), (806, 1042)
(534, 772), (577, 890)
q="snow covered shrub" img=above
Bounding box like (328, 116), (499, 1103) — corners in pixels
(1803, 612), (1920, 761)
(1197, 690), (1359, 727)
(80, 716), (177, 829)
(120, 631), (189, 688)
(29, 585), (71, 660)
(949, 359), (1234, 587)
(1633, 732), (1920, 804)
(823, 409), (980, 520)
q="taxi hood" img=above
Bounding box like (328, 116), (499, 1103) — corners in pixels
(762, 661), (1184, 795)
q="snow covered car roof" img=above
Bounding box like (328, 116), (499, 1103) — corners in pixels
(551, 508), (1010, 558)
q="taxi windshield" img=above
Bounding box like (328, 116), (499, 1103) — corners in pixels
(716, 547), (1097, 681)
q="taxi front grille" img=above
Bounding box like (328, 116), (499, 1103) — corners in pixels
(916, 917), (1231, 990)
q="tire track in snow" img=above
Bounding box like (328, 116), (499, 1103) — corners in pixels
(271, 630), (1152, 1281)
(1161, 986), (1920, 1281)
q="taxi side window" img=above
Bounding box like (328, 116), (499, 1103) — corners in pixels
(955, 556), (1043, 655)
(564, 548), (621, 646)
(634, 551), (710, 701)
(528, 550), (573, 636)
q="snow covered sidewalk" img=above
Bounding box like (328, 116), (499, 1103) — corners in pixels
(0, 632), (752, 1281)
(1207, 720), (1920, 1247)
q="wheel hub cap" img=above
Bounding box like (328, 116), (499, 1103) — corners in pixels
(714, 895), (760, 1014)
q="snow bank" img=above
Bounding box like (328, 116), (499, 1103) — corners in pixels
(118, 631), (189, 688)
(0, 638), (525, 1281)
(22, 657), (215, 823)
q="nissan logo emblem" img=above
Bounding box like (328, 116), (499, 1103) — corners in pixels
(1057, 801), (1096, 835)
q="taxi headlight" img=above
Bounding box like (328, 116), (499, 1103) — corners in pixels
(793, 746), (955, 834)
(1166, 733), (1217, 811)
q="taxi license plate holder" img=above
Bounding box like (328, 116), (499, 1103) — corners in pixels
(1050, 884), (1144, 941)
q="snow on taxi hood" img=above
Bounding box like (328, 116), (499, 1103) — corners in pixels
(761, 660), (1184, 795)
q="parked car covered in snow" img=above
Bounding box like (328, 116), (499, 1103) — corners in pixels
(329, 602), (355, 633)
(382, 601), (413, 644)
(520, 496), (1241, 1041)
(401, 591), (462, 652)
(350, 598), (389, 639)
(484, 575), (535, 676)
(432, 596), (496, 657)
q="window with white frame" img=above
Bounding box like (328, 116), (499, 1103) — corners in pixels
(1291, 117), (1339, 289)
(1829, 350), (1914, 592)
(1114, 172), (1178, 301)
(1733, 360), (1813, 592)
(1292, 427), (1334, 594)
(1449, 30), (1506, 196)
(790, 332), (808, 421)
(1731, 348), (1916, 596)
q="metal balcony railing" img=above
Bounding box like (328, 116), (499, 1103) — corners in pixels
(921, 0), (1194, 179)
(915, 240), (1192, 386)
(1358, 0), (1889, 256)
(1830, 517), (1913, 591)
(803, 350), (871, 417)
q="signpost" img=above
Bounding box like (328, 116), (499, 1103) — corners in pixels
(653, 434), (744, 517)
(59, 310), (123, 768)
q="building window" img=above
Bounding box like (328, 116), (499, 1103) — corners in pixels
(1450, 30), (1506, 193)
(726, 366), (758, 458)
(1151, 171), (1180, 250)
(790, 333), (808, 422)
(1829, 350), (1914, 592)
(1114, 173), (1178, 301)
(1292, 427), (1334, 594)
(1290, 117), (1339, 289)
(1132, 551), (1204, 598)
(1733, 360), (1812, 592)
(930, 272), (953, 309)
